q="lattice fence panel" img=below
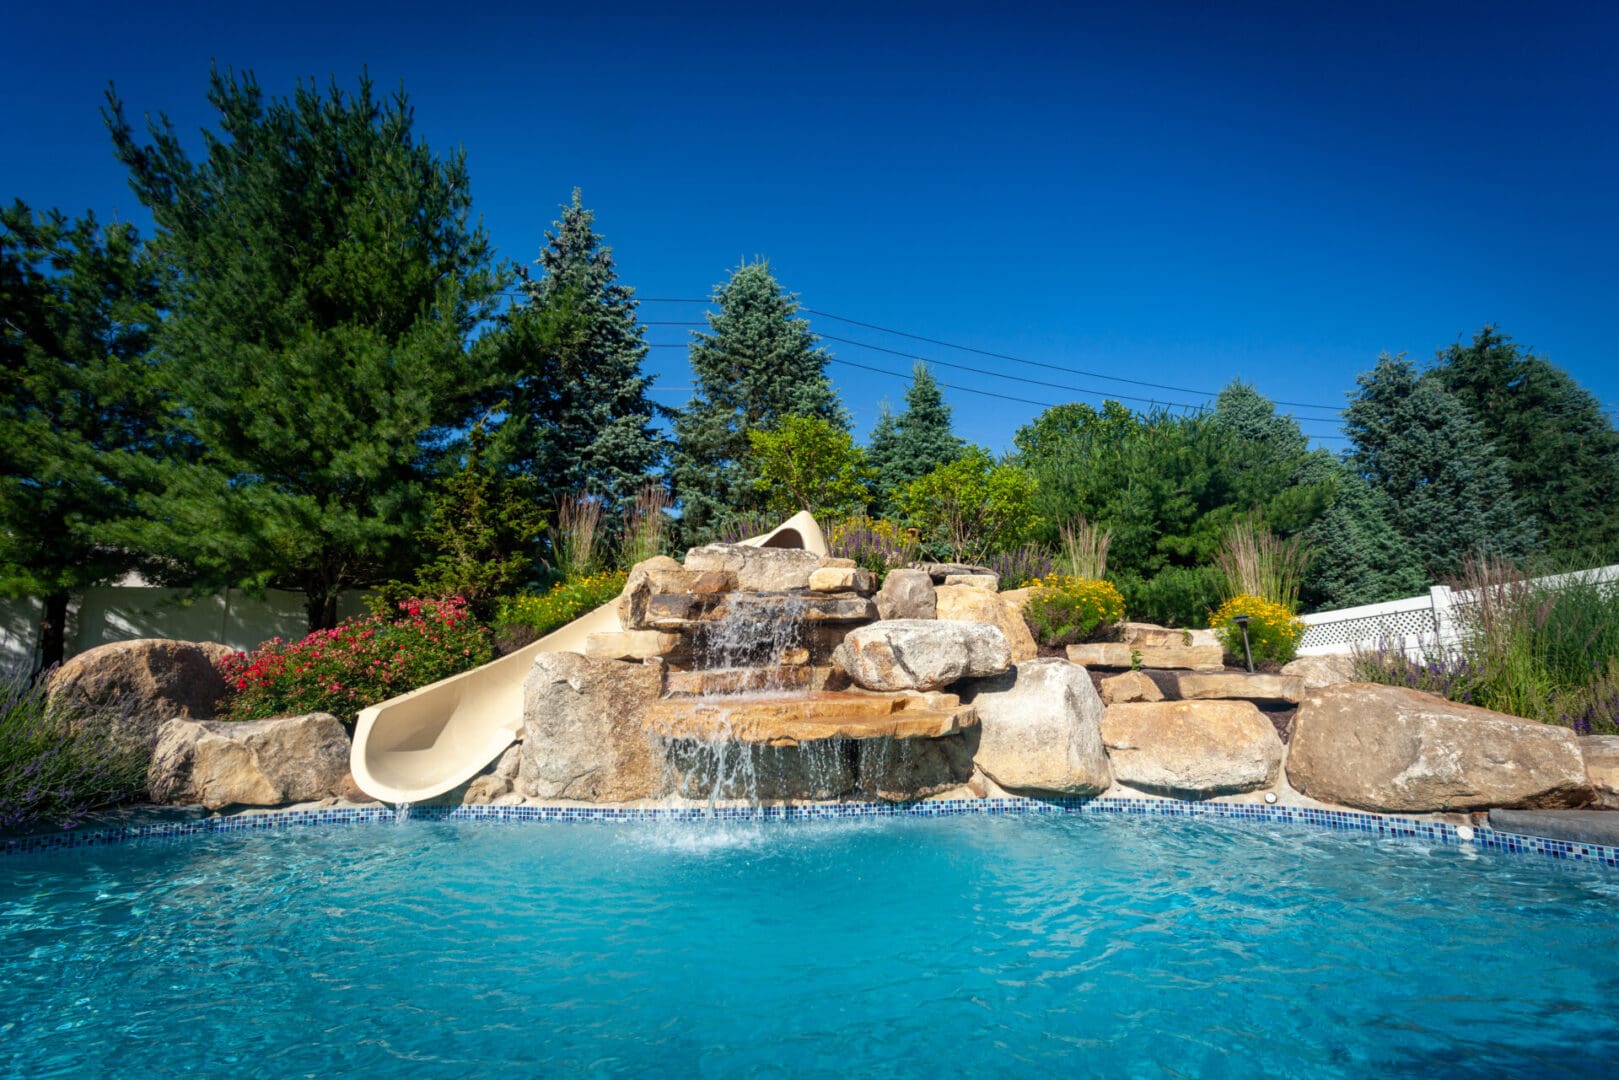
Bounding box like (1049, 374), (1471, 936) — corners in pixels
(1299, 606), (1437, 650)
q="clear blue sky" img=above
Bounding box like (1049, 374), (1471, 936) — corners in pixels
(5, 0), (1616, 452)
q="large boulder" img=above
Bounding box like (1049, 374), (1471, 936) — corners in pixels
(1101, 700), (1283, 799)
(618, 555), (734, 630)
(833, 620), (1011, 692)
(1583, 736), (1619, 810)
(957, 658), (1111, 797)
(148, 713), (351, 810)
(517, 652), (664, 802)
(684, 543), (821, 591)
(1280, 655), (1358, 690)
(49, 638), (230, 749)
(1286, 683), (1592, 813)
(875, 568), (936, 620)
(935, 585), (1038, 662)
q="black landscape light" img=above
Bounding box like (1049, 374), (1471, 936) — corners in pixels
(1233, 614), (1254, 673)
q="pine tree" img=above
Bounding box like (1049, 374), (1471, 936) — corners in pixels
(1431, 326), (1619, 558)
(671, 261), (846, 537)
(0, 202), (162, 670)
(1296, 452), (1429, 610)
(486, 190), (664, 510)
(1345, 355), (1535, 578)
(873, 362), (963, 512)
(863, 403), (901, 515)
(105, 70), (501, 628)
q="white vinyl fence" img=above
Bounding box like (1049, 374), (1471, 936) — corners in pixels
(1, 587), (370, 671)
(1298, 563), (1619, 657)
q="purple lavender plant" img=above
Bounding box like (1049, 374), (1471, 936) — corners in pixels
(986, 545), (1056, 589)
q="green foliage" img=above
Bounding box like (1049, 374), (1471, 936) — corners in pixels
(671, 261), (847, 537)
(1022, 574), (1126, 647)
(218, 596), (492, 726)
(1215, 516), (1311, 611)
(1209, 594), (1305, 665)
(1430, 326), (1619, 559)
(104, 69), (502, 629)
(376, 421), (547, 621)
(1298, 453), (1429, 611)
(482, 191), (664, 510)
(1114, 565), (1226, 629)
(1344, 356), (1534, 578)
(492, 571), (628, 649)
(0, 202), (163, 668)
(747, 414), (874, 518)
(867, 362), (963, 513)
(0, 673), (147, 829)
(897, 446), (1039, 562)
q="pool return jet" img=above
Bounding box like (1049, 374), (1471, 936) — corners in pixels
(348, 512), (829, 804)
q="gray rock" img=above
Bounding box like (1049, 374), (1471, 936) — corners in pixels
(148, 713), (351, 810)
(1099, 670), (1164, 705)
(875, 568), (937, 620)
(517, 652), (664, 802)
(910, 562), (997, 585)
(1578, 735), (1619, 810)
(957, 659), (1111, 797)
(1286, 683), (1592, 813)
(1101, 700), (1283, 799)
(833, 619), (1011, 691)
(684, 543), (821, 591)
(856, 734), (975, 801)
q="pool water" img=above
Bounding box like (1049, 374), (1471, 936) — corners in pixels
(3, 814), (1617, 1078)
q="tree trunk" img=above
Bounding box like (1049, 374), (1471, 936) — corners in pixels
(304, 589), (340, 632)
(36, 590), (70, 677)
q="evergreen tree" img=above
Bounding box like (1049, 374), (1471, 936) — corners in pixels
(1431, 326), (1619, 557)
(1211, 379), (1308, 460)
(671, 261), (846, 537)
(1344, 355), (1535, 578)
(1295, 451), (1429, 610)
(485, 190), (663, 510)
(872, 362), (963, 511)
(863, 402), (901, 515)
(0, 202), (162, 670)
(105, 70), (501, 628)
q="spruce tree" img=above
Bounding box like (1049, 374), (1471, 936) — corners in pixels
(1296, 452), (1429, 610)
(1431, 326), (1619, 558)
(0, 202), (162, 670)
(105, 70), (501, 628)
(486, 190), (663, 510)
(1345, 355), (1535, 578)
(875, 362), (963, 511)
(671, 261), (846, 537)
(863, 403), (901, 515)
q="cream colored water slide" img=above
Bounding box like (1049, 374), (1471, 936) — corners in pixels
(349, 512), (829, 803)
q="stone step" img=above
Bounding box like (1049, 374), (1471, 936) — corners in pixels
(1120, 622), (1219, 649)
(644, 591), (877, 631)
(1066, 642), (1225, 672)
(643, 690), (976, 747)
(664, 665), (847, 696)
(585, 630), (687, 662)
(1145, 671), (1304, 705)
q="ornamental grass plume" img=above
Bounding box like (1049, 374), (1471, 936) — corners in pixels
(619, 483), (670, 568)
(551, 493), (604, 581)
(1058, 516), (1111, 581)
(1216, 516), (1311, 612)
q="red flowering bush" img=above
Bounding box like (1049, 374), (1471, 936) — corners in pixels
(216, 597), (494, 726)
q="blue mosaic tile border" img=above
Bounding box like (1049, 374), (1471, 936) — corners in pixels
(4, 796), (1617, 870)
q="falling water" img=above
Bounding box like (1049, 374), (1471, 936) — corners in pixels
(394, 801), (412, 824)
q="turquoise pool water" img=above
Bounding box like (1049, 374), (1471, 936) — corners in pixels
(3, 814), (1617, 1078)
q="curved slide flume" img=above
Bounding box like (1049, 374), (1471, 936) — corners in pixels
(349, 512), (830, 804)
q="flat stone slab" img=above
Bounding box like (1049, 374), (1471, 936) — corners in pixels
(1487, 810), (1619, 848)
(1145, 672), (1303, 704)
(1066, 643), (1224, 671)
(644, 690), (977, 747)
(663, 666), (846, 696)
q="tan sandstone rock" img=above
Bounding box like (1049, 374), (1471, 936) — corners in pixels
(684, 543), (822, 591)
(1100, 670), (1164, 705)
(833, 619), (1011, 692)
(1066, 642), (1224, 671)
(1101, 700), (1283, 799)
(943, 573), (999, 590)
(875, 568), (936, 621)
(1280, 655), (1358, 690)
(1286, 683), (1593, 813)
(585, 630), (685, 661)
(49, 638), (231, 749)
(1580, 736), (1619, 810)
(618, 555), (735, 630)
(808, 566), (875, 593)
(1145, 671), (1304, 704)
(148, 712), (351, 810)
(517, 652), (665, 802)
(958, 658), (1112, 797)
(935, 585), (1037, 662)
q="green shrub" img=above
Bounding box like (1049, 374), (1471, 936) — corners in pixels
(218, 596), (493, 726)
(0, 672), (146, 830)
(1209, 594), (1305, 665)
(492, 571), (628, 648)
(1116, 566), (1226, 628)
(1023, 574), (1126, 647)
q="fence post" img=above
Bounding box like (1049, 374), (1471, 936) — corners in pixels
(1429, 584), (1456, 651)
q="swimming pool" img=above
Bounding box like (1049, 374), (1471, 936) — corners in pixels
(4, 812), (1617, 1077)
